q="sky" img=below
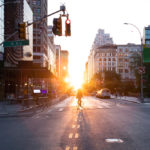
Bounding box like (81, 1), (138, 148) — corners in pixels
(48, 0), (150, 88)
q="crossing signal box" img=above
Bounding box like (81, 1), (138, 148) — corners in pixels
(65, 19), (71, 36)
(52, 17), (62, 36)
(18, 22), (26, 40)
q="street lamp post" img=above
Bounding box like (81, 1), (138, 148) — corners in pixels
(124, 23), (144, 102)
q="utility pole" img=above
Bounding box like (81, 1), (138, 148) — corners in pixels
(124, 23), (144, 102)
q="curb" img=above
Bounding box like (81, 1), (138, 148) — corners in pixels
(0, 96), (68, 118)
(111, 97), (141, 104)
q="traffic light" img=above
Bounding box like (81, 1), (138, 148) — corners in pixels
(65, 19), (71, 36)
(52, 17), (62, 36)
(18, 22), (26, 39)
(57, 17), (62, 36)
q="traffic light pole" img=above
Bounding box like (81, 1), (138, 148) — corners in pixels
(27, 10), (62, 26)
(0, 5), (66, 46)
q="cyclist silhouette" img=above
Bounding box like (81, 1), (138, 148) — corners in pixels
(76, 89), (83, 108)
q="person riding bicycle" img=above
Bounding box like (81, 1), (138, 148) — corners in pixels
(76, 89), (83, 107)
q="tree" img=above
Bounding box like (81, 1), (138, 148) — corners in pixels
(103, 70), (122, 93)
(129, 51), (141, 91)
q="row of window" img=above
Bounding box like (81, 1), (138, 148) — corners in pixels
(33, 56), (41, 59)
(32, 0), (41, 6)
(33, 8), (41, 14)
(118, 69), (129, 73)
(118, 48), (129, 52)
(33, 46), (41, 52)
(97, 53), (116, 57)
(99, 58), (116, 61)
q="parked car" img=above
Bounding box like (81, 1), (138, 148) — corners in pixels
(96, 88), (111, 99)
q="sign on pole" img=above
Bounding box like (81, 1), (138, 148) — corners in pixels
(3, 40), (29, 47)
(138, 67), (145, 74)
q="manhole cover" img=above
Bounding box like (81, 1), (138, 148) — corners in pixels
(105, 138), (124, 143)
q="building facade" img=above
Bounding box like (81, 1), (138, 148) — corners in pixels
(27, 0), (48, 68)
(92, 29), (113, 49)
(3, 0), (33, 98)
(87, 44), (141, 82)
(4, 0), (33, 66)
(55, 45), (61, 78)
(0, 0), (4, 61)
(60, 50), (69, 80)
(116, 44), (141, 80)
(0, 0), (4, 99)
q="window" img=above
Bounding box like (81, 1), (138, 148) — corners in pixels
(37, 40), (41, 44)
(125, 48), (129, 52)
(37, 47), (41, 52)
(33, 47), (36, 52)
(119, 58), (123, 62)
(36, 0), (41, 6)
(125, 69), (129, 73)
(113, 58), (116, 61)
(108, 58), (111, 61)
(119, 69), (123, 73)
(33, 39), (36, 44)
(99, 58), (102, 61)
(119, 48), (122, 52)
(33, 56), (41, 59)
(103, 58), (106, 61)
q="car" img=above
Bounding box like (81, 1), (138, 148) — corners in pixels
(96, 88), (111, 99)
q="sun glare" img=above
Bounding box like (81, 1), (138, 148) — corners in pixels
(69, 69), (83, 90)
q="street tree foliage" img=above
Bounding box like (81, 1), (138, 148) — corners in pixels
(84, 70), (136, 96)
(129, 51), (141, 91)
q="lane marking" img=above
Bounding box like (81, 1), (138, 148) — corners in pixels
(72, 125), (76, 128)
(105, 138), (124, 143)
(65, 146), (70, 150)
(69, 133), (73, 139)
(77, 125), (80, 128)
(73, 147), (78, 150)
(58, 108), (64, 111)
(75, 133), (79, 138)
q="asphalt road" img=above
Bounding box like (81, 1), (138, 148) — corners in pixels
(0, 96), (150, 150)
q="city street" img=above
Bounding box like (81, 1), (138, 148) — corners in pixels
(0, 96), (150, 150)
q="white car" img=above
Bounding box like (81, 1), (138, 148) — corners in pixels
(96, 88), (111, 99)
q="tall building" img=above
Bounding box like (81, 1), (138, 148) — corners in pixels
(116, 44), (141, 80)
(87, 44), (141, 82)
(0, 0), (4, 62)
(92, 29), (113, 49)
(27, 0), (48, 68)
(4, 0), (33, 98)
(4, 0), (33, 66)
(144, 25), (150, 45)
(143, 25), (150, 97)
(0, 0), (4, 100)
(55, 45), (61, 78)
(48, 25), (54, 44)
(60, 50), (69, 80)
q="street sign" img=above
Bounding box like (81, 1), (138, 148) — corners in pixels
(3, 40), (29, 47)
(143, 47), (150, 63)
(138, 67), (145, 74)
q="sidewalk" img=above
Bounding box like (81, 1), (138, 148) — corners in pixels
(111, 95), (150, 104)
(0, 95), (68, 117)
